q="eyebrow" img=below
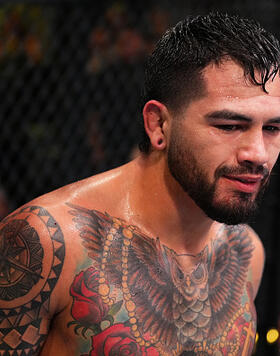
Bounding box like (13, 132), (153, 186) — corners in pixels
(205, 110), (280, 124)
(267, 117), (280, 124)
(205, 110), (251, 122)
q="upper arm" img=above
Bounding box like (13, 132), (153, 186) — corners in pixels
(0, 204), (66, 354)
(246, 225), (265, 300)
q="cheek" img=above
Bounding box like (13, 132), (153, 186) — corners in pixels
(177, 124), (236, 174)
(193, 144), (229, 176)
(188, 127), (235, 160)
(268, 145), (280, 169)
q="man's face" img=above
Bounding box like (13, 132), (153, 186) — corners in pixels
(167, 60), (280, 224)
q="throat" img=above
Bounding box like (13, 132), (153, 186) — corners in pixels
(165, 220), (220, 256)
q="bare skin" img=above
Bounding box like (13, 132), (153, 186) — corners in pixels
(1, 60), (280, 355)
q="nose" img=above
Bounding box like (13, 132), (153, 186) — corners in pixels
(237, 130), (269, 167)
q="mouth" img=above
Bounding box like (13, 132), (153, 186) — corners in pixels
(222, 174), (263, 193)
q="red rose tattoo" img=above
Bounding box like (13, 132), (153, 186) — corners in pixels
(90, 324), (159, 356)
(69, 269), (158, 355)
(70, 267), (109, 325)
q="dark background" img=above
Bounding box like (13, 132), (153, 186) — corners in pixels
(0, 1), (279, 355)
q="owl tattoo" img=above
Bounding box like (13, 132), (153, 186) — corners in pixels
(67, 203), (254, 353)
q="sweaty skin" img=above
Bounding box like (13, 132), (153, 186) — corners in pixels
(1, 60), (279, 355)
(0, 176), (261, 356)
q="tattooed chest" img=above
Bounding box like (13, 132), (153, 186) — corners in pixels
(67, 204), (256, 355)
(68, 267), (256, 356)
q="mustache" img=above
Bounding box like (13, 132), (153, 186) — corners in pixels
(215, 164), (270, 179)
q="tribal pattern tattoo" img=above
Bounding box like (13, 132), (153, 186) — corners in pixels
(67, 203), (256, 356)
(0, 206), (65, 355)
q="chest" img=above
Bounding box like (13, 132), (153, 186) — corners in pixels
(65, 206), (257, 355)
(67, 260), (256, 356)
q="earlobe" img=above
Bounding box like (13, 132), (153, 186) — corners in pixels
(143, 100), (168, 151)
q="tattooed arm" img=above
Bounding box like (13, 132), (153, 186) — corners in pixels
(0, 205), (66, 355)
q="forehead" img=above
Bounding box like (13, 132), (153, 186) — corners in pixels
(202, 60), (280, 97)
(185, 60), (280, 120)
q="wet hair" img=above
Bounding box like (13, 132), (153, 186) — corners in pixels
(139, 11), (280, 154)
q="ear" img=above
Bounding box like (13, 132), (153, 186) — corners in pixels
(143, 100), (169, 151)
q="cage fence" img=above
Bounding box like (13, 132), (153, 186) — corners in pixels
(0, 1), (166, 211)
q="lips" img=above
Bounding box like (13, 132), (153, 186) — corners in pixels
(222, 175), (263, 193)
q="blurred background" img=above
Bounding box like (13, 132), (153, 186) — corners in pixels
(0, 0), (279, 354)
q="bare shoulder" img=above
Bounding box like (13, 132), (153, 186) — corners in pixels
(243, 224), (265, 299)
(222, 223), (264, 258)
(244, 224), (265, 257)
(240, 224), (265, 271)
(0, 166), (128, 354)
(31, 162), (132, 213)
(0, 202), (67, 354)
(223, 223), (265, 300)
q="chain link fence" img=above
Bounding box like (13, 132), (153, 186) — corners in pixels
(0, 1), (166, 210)
(0, 1), (279, 355)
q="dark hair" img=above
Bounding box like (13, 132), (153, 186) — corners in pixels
(139, 11), (280, 154)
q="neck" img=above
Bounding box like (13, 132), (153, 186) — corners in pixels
(126, 153), (219, 255)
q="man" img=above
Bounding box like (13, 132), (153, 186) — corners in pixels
(1, 12), (280, 356)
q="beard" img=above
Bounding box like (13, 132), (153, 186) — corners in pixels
(167, 128), (270, 225)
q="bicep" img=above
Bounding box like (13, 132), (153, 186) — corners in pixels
(0, 205), (66, 354)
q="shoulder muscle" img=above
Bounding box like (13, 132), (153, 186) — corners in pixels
(244, 224), (265, 300)
(0, 204), (66, 354)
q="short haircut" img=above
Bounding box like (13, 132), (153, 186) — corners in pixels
(139, 11), (280, 154)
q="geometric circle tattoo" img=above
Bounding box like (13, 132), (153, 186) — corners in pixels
(0, 219), (44, 301)
(0, 205), (65, 308)
(0, 205), (66, 354)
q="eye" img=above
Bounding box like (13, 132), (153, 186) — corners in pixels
(263, 125), (280, 133)
(215, 125), (242, 131)
(176, 266), (184, 281)
(191, 263), (207, 284)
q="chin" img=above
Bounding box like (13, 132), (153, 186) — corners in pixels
(205, 199), (259, 225)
